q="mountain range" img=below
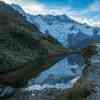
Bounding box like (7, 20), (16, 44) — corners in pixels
(12, 4), (100, 49)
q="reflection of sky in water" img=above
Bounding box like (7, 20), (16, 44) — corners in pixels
(30, 53), (85, 85)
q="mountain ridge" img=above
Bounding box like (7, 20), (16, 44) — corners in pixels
(11, 4), (100, 48)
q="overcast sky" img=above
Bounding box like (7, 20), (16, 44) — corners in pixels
(1, 0), (100, 27)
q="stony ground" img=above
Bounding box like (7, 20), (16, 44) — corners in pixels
(86, 55), (100, 100)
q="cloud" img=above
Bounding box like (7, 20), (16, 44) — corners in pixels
(0, 0), (38, 4)
(88, 0), (100, 12)
(0, 0), (24, 4)
(23, 3), (47, 15)
(0, 0), (100, 27)
(62, 0), (100, 27)
(23, 2), (73, 15)
(79, 0), (100, 27)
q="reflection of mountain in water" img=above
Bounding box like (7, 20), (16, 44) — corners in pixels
(28, 53), (85, 88)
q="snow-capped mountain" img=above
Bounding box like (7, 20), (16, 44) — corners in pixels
(27, 54), (85, 86)
(12, 4), (100, 48)
(26, 14), (100, 48)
